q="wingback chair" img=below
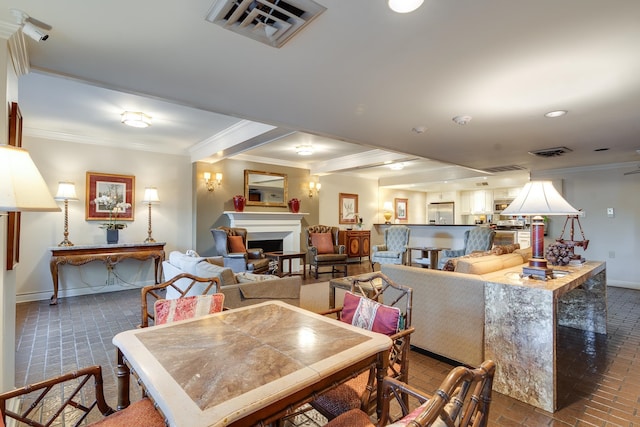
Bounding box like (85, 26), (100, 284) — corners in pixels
(437, 227), (496, 269)
(306, 225), (348, 279)
(370, 225), (410, 270)
(210, 227), (270, 273)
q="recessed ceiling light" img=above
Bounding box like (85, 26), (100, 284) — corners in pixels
(544, 110), (567, 118)
(452, 115), (472, 125)
(296, 144), (314, 156)
(412, 126), (427, 134)
(121, 111), (152, 128)
(389, 163), (405, 170)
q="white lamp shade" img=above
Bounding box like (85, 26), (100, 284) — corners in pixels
(54, 182), (78, 201)
(0, 145), (60, 212)
(501, 181), (579, 216)
(388, 0), (424, 13)
(143, 187), (160, 204)
(383, 201), (394, 211)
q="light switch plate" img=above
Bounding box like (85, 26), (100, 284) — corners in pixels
(607, 207), (614, 218)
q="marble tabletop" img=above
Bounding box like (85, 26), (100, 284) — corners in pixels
(113, 301), (391, 427)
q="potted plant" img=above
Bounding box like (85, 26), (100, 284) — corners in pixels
(93, 195), (131, 243)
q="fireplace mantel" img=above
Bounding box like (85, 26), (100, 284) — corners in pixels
(224, 212), (308, 222)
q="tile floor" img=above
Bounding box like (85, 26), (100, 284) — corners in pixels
(13, 264), (640, 426)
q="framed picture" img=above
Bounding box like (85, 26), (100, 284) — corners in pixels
(6, 102), (23, 270)
(395, 198), (408, 221)
(339, 193), (358, 224)
(86, 172), (135, 221)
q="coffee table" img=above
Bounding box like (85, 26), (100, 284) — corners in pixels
(407, 246), (449, 269)
(265, 250), (306, 278)
(329, 273), (383, 309)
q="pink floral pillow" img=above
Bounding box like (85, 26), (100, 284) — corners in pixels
(340, 291), (402, 336)
(154, 294), (225, 325)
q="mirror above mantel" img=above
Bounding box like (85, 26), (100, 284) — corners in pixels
(244, 170), (288, 207)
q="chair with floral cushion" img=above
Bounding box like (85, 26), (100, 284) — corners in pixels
(309, 272), (414, 420)
(0, 365), (165, 427)
(141, 272), (223, 327)
(437, 227), (496, 269)
(371, 225), (410, 270)
(324, 360), (496, 427)
(210, 226), (270, 273)
(306, 225), (348, 279)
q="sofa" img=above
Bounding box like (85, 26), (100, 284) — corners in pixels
(381, 246), (531, 366)
(162, 251), (301, 308)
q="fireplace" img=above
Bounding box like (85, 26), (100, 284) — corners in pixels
(224, 211), (307, 253)
(248, 239), (283, 253)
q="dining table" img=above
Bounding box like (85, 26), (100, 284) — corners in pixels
(113, 300), (391, 427)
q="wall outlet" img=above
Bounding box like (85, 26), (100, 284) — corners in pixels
(607, 207), (615, 218)
(608, 251), (615, 259)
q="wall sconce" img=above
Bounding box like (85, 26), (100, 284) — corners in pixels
(142, 187), (160, 243)
(54, 181), (79, 247)
(308, 181), (321, 197)
(204, 172), (223, 192)
(383, 201), (394, 224)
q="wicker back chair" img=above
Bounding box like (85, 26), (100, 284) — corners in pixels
(310, 272), (414, 420)
(0, 365), (165, 427)
(141, 273), (221, 327)
(306, 225), (348, 279)
(325, 360), (496, 427)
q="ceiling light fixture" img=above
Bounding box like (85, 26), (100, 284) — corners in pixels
(388, 0), (424, 13)
(121, 111), (152, 128)
(544, 110), (567, 118)
(390, 163), (405, 170)
(296, 144), (314, 156)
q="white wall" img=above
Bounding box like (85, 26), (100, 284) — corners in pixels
(533, 164), (640, 288)
(16, 137), (193, 302)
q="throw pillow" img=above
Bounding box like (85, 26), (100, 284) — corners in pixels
(340, 291), (402, 336)
(228, 235), (246, 253)
(310, 233), (334, 254)
(154, 294), (225, 325)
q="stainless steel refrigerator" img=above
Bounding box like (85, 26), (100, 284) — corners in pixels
(428, 202), (454, 224)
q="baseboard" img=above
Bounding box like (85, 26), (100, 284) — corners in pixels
(16, 279), (154, 304)
(608, 280), (640, 291)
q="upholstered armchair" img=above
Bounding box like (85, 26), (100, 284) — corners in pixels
(210, 227), (270, 274)
(437, 227), (496, 269)
(370, 225), (410, 270)
(306, 225), (348, 279)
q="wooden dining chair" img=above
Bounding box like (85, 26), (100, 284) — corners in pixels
(325, 360), (496, 427)
(0, 365), (165, 427)
(310, 272), (414, 420)
(140, 273), (222, 327)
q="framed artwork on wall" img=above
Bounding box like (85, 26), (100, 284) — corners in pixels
(395, 198), (408, 221)
(339, 193), (358, 224)
(6, 102), (23, 270)
(86, 172), (135, 221)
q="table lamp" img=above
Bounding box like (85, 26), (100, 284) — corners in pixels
(383, 201), (393, 224)
(142, 186), (160, 243)
(54, 182), (79, 246)
(501, 181), (579, 279)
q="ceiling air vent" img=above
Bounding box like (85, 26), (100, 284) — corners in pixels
(205, 0), (326, 48)
(528, 146), (573, 158)
(483, 165), (527, 173)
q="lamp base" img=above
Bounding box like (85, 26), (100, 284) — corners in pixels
(522, 265), (553, 279)
(58, 239), (74, 247)
(144, 236), (156, 243)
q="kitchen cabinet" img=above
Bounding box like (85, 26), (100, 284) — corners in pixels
(338, 230), (370, 262)
(494, 187), (522, 200)
(470, 190), (493, 214)
(426, 191), (455, 204)
(517, 231), (531, 249)
(460, 192), (472, 214)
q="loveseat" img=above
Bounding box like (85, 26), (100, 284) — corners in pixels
(381, 246), (531, 366)
(162, 251), (301, 308)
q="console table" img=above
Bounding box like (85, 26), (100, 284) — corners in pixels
(49, 242), (166, 305)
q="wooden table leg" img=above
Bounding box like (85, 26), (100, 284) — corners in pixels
(49, 258), (60, 305)
(116, 349), (131, 410)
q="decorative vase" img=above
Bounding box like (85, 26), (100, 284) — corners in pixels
(233, 195), (246, 212)
(106, 229), (119, 244)
(288, 198), (300, 213)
